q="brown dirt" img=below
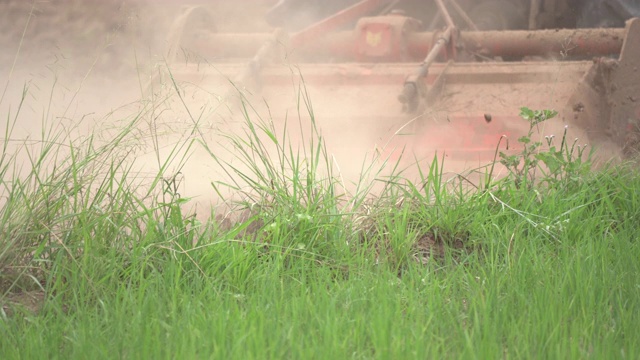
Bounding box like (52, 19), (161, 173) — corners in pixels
(1, 290), (45, 316)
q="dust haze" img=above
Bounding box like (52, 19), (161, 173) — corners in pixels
(0, 1), (278, 216)
(0, 1), (624, 219)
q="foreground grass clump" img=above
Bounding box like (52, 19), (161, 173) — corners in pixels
(1, 88), (639, 359)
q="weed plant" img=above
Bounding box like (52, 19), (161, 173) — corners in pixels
(0, 67), (638, 359)
(495, 107), (592, 191)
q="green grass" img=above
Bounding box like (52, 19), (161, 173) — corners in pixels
(1, 74), (639, 359)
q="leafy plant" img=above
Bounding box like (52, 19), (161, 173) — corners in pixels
(498, 107), (591, 190)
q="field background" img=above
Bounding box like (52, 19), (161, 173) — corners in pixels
(0, 1), (639, 359)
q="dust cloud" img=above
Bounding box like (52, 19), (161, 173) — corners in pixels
(0, 1), (396, 215)
(0, 1), (624, 221)
(0, 0), (319, 219)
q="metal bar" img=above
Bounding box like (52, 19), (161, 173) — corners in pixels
(452, 27), (625, 58)
(421, 28), (453, 72)
(289, 0), (395, 49)
(183, 27), (625, 60)
(398, 27), (453, 111)
(170, 61), (593, 88)
(434, 0), (456, 29)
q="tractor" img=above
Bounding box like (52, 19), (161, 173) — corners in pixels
(159, 0), (640, 164)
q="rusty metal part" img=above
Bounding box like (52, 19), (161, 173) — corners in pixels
(166, 21), (640, 159)
(167, 58), (601, 160)
(435, 0), (456, 29)
(398, 0), (458, 112)
(171, 60), (592, 88)
(354, 16), (423, 61)
(452, 27), (624, 59)
(289, 0), (395, 49)
(164, 2), (640, 160)
(182, 27), (625, 61)
(594, 18), (640, 154)
(398, 27), (453, 112)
